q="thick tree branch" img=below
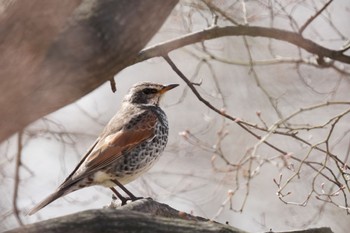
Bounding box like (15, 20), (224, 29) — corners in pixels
(137, 25), (350, 64)
(5, 199), (333, 233)
(0, 0), (178, 142)
(7, 199), (246, 233)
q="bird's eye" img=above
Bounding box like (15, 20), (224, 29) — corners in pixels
(143, 88), (158, 95)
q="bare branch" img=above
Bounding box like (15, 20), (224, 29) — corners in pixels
(163, 54), (288, 155)
(299, 0), (333, 34)
(109, 78), (117, 93)
(0, 0), (178, 142)
(164, 52), (350, 214)
(138, 26), (350, 65)
(202, 0), (239, 25)
(13, 131), (24, 226)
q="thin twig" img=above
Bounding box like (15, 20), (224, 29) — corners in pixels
(163, 54), (288, 156)
(299, 0), (333, 34)
(109, 78), (117, 93)
(13, 130), (24, 226)
(202, 0), (239, 25)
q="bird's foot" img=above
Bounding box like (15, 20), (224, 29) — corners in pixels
(112, 194), (144, 205)
(121, 196), (144, 205)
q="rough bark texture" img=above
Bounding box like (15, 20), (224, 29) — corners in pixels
(5, 199), (333, 233)
(0, 0), (178, 142)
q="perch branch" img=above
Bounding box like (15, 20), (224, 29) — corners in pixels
(6, 199), (334, 233)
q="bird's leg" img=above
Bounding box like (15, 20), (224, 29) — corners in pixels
(109, 187), (128, 205)
(111, 179), (143, 202)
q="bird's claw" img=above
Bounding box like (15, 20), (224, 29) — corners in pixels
(112, 195), (143, 205)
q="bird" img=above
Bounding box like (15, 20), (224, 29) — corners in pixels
(28, 81), (179, 215)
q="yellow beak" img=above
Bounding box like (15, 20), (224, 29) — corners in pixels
(159, 84), (179, 94)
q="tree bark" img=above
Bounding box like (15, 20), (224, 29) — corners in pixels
(0, 0), (178, 142)
(5, 199), (333, 233)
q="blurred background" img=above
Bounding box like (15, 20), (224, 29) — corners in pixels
(1, 0), (350, 232)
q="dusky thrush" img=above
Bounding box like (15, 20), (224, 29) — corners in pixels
(28, 82), (178, 215)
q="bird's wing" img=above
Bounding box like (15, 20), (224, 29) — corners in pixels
(60, 138), (100, 184)
(59, 110), (158, 188)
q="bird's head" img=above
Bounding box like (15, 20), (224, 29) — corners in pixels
(123, 82), (179, 105)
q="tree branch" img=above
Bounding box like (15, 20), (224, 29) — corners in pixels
(0, 0), (178, 142)
(137, 25), (350, 64)
(5, 199), (333, 233)
(7, 199), (246, 233)
(299, 0), (333, 34)
(13, 130), (24, 226)
(163, 54), (288, 156)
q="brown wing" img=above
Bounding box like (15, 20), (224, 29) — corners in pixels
(59, 111), (157, 188)
(85, 124), (155, 171)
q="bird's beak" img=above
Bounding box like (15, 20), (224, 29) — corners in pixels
(159, 84), (179, 94)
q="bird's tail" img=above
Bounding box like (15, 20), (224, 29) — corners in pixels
(27, 189), (66, 215)
(27, 177), (82, 215)
(27, 174), (87, 215)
